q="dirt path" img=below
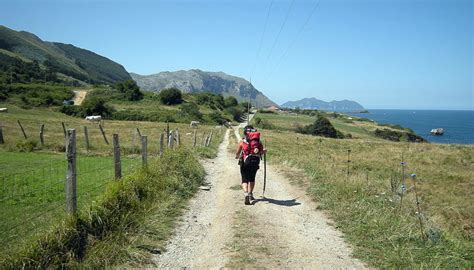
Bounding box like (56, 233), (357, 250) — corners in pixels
(153, 128), (366, 269)
(72, 90), (87, 105)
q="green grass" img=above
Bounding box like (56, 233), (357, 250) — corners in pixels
(0, 103), (224, 155)
(1, 148), (206, 268)
(0, 150), (141, 257)
(0, 104), (226, 267)
(256, 112), (474, 268)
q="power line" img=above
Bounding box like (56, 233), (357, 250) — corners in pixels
(260, 0), (295, 80)
(250, 0), (274, 83)
(265, 0), (321, 82)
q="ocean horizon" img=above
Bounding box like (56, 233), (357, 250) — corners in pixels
(349, 109), (474, 145)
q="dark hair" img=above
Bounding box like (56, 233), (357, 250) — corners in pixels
(243, 125), (256, 136)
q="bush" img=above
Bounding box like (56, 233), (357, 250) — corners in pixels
(207, 111), (228, 125)
(16, 140), (38, 152)
(224, 96), (238, 108)
(225, 106), (244, 122)
(115, 80), (143, 101)
(297, 116), (344, 139)
(159, 88), (183, 105)
(257, 109), (276, 114)
(195, 92), (224, 110)
(179, 102), (203, 120)
(0, 83), (74, 107)
(81, 97), (115, 118)
(374, 128), (427, 143)
(254, 117), (274, 129)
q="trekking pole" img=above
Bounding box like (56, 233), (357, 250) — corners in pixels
(262, 140), (267, 198)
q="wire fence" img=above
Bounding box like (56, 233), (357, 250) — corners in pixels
(0, 121), (223, 254)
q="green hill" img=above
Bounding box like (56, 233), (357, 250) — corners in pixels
(0, 25), (131, 84)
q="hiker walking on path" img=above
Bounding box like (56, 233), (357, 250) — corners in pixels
(235, 125), (266, 205)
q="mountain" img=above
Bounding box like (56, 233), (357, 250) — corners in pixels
(0, 25), (131, 84)
(281, 98), (365, 112)
(131, 69), (277, 107)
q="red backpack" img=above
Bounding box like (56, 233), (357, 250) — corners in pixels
(242, 131), (262, 167)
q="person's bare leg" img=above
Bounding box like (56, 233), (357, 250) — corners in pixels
(249, 182), (255, 193)
(241, 183), (248, 194)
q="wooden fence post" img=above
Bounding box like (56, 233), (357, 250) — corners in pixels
(83, 126), (90, 150)
(168, 130), (174, 149)
(159, 133), (164, 157)
(17, 120), (27, 140)
(113, 134), (121, 179)
(176, 129), (180, 147)
(0, 125), (4, 144)
(141, 135), (148, 167)
(39, 124), (45, 146)
(99, 123), (109, 145)
(66, 129), (77, 215)
(166, 122), (170, 146)
(193, 130), (197, 147)
(61, 122), (67, 138)
(201, 132), (206, 147)
(207, 130), (213, 147)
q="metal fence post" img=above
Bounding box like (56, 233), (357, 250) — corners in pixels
(141, 135), (148, 167)
(113, 134), (122, 179)
(66, 129), (77, 215)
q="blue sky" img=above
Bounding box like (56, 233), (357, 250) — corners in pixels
(1, 0), (472, 110)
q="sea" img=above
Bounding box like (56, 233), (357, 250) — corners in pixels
(348, 110), (474, 145)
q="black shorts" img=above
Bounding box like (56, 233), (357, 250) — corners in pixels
(240, 164), (259, 183)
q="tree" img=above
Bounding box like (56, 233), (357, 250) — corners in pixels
(224, 96), (238, 107)
(297, 116), (344, 139)
(81, 97), (115, 117)
(115, 80), (143, 101)
(159, 88), (183, 105)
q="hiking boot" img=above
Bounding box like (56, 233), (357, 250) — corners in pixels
(244, 195), (251, 205)
(248, 193), (255, 201)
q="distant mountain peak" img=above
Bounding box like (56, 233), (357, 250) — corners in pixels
(281, 97), (365, 112)
(131, 69), (277, 107)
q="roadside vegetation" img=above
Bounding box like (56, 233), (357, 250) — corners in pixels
(254, 111), (473, 268)
(0, 94), (226, 267)
(1, 149), (206, 268)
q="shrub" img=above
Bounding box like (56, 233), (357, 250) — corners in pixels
(115, 80), (143, 101)
(81, 97), (115, 118)
(297, 116), (344, 139)
(179, 102), (203, 120)
(257, 109), (276, 114)
(225, 106), (244, 122)
(374, 128), (427, 143)
(207, 111), (228, 125)
(159, 88), (183, 105)
(224, 96), (238, 108)
(16, 140), (38, 152)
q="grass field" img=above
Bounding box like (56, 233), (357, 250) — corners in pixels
(254, 112), (473, 268)
(0, 103), (224, 154)
(0, 103), (225, 264)
(0, 150), (141, 256)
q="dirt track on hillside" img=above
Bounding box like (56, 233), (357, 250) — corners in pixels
(153, 128), (366, 269)
(72, 90), (87, 105)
